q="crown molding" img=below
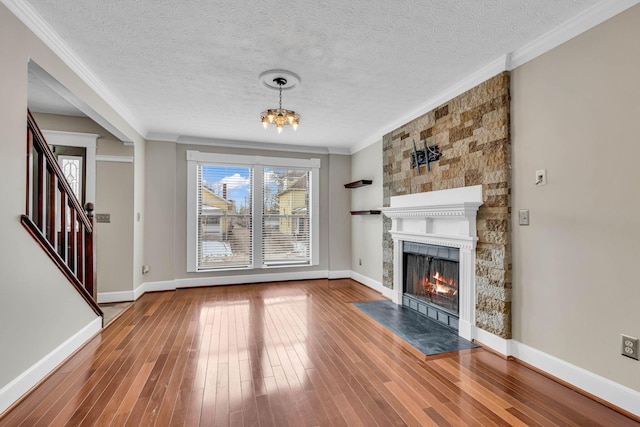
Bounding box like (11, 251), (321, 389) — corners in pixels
(148, 133), (351, 155)
(41, 129), (99, 147)
(354, 54), (510, 154)
(326, 147), (351, 155)
(509, 0), (640, 69)
(2, 0), (147, 139)
(96, 155), (134, 163)
(176, 135), (340, 155)
(145, 132), (179, 143)
(353, 0), (639, 154)
(350, 137), (383, 155)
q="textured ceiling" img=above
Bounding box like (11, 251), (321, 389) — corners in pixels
(24, 0), (604, 151)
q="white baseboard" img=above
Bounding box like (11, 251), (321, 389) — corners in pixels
(100, 270), (344, 303)
(140, 279), (175, 294)
(174, 270), (330, 288)
(328, 270), (351, 279)
(511, 341), (640, 418)
(99, 272), (640, 418)
(0, 316), (102, 415)
(102, 270), (383, 303)
(470, 328), (640, 418)
(349, 271), (395, 300)
(473, 326), (512, 356)
(97, 290), (135, 303)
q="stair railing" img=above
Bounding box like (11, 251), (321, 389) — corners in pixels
(21, 110), (102, 317)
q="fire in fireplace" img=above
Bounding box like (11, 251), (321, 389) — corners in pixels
(403, 242), (460, 328)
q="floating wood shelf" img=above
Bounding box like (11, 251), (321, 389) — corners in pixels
(344, 180), (372, 189)
(350, 210), (381, 215)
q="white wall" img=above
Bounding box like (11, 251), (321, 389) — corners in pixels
(350, 140), (383, 284)
(511, 4), (640, 392)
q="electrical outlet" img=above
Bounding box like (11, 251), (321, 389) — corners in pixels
(142, 265), (150, 275)
(621, 334), (639, 360)
(519, 209), (530, 226)
(535, 169), (547, 185)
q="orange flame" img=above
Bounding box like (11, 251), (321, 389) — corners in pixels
(417, 271), (458, 296)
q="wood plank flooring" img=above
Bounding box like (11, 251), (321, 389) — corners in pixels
(1, 279), (637, 426)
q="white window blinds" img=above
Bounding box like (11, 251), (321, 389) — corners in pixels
(197, 164), (253, 270)
(262, 168), (310, 266)
(187, 151), (320, 272)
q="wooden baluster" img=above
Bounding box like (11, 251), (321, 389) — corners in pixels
(76, 214), (84, 289)
(84, 203), (97, 299)
(36, 145), (45, 232)
(22, 111), (102, 317)
(68, 204), (76, 274)
(26, 128), (33, 216)
(47, 169), (56, 247)
(59, 189), (67, 260)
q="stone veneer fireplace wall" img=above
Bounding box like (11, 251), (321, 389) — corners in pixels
(382, 72), (512, 338)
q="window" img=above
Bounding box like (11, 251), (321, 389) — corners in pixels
(197, 164), (253, 269)
(187, 151), (320, 272)
(58, 155), (83, 200)
(263, 168), (310, 266)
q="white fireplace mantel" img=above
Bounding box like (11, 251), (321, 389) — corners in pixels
(381, 185), (483, 340)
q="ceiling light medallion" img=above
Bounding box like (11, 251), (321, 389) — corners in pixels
(259, 70), (300, 133)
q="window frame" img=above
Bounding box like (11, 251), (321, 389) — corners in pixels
(186, 151), (320, 272)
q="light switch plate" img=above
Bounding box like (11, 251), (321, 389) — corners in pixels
(95, 213), (110, 223)
(519, 209), (529, 226)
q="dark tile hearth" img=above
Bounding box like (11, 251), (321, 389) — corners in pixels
(352, 300), (478, 357)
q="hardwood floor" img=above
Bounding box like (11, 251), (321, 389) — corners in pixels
(1, 279), (637, 426)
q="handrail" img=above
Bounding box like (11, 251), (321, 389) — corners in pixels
(23, 111), (102, 318)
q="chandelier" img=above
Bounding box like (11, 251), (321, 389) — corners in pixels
(260, 77), (300, 133)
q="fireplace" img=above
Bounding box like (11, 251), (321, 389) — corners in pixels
(403, 242), (460, 328)
(381, 185), (483, 340)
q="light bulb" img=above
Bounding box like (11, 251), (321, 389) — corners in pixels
(277, 125), (283, 134)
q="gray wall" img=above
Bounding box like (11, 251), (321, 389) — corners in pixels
(32, 113), (135, 294)
(144, 140), (177, 283)
(350, 140), (383, 282)
(144, 141), (352, 282)
(0, 3), (143, 392)
(347, 2), (640, 395)
(327, 154), (352, 272)
(511, 5), (640, 390)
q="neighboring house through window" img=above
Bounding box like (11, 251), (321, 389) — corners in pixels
(186, 151), (320, 272)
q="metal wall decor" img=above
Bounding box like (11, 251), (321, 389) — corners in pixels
(410, 139), (442, 174)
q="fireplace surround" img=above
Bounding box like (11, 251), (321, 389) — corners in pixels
(381, 185), (483, 340)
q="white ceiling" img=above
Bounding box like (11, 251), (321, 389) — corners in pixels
(21, 0), (610, 152)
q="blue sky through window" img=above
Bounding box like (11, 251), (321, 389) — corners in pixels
(202, 165), (251, 209)
(201, 166), (304, 211)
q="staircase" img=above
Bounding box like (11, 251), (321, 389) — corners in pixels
(21, 111), (102, 318)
